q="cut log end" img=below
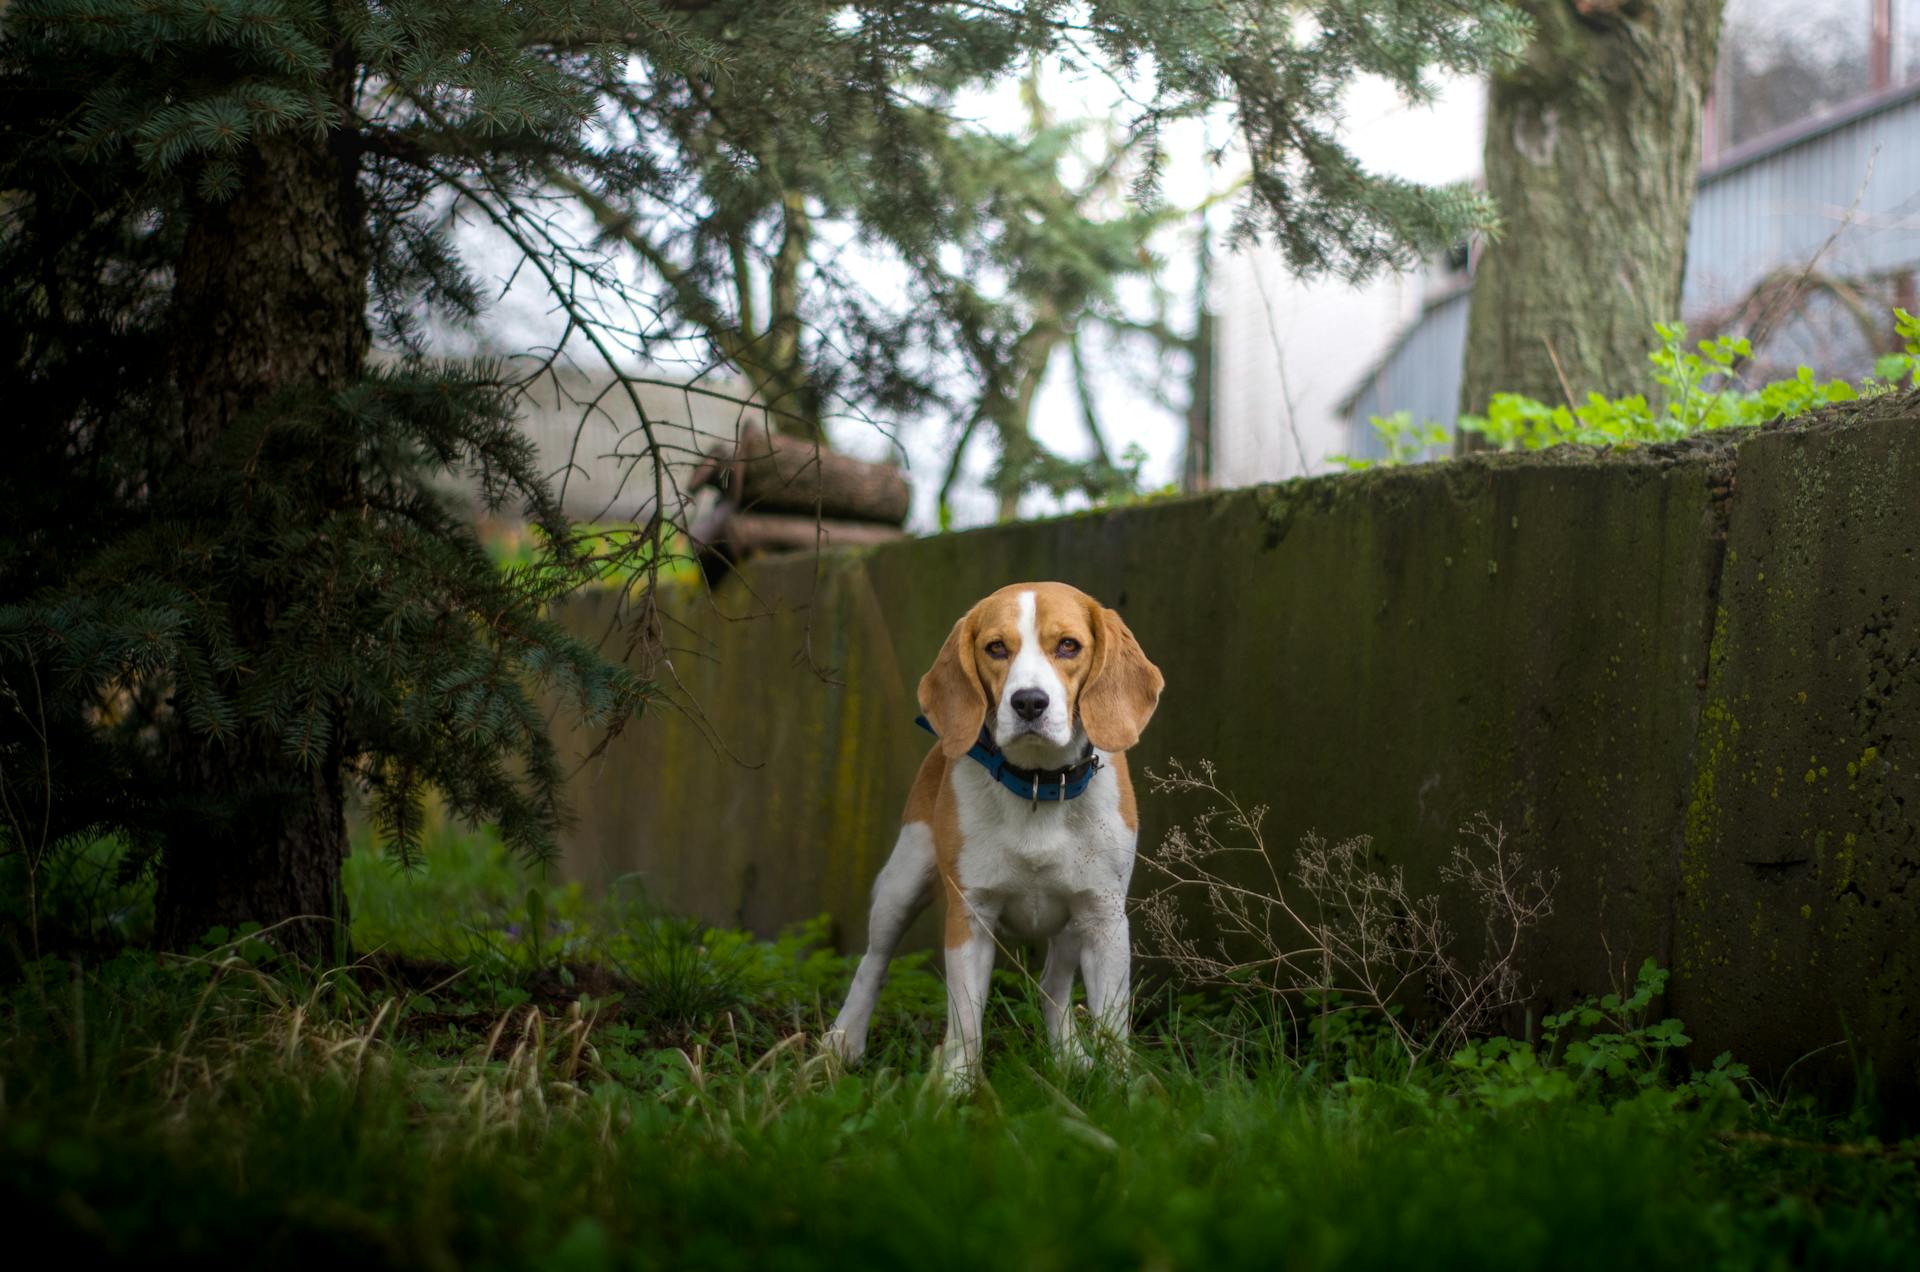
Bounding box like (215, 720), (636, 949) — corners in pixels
(692, 426), (911, 526)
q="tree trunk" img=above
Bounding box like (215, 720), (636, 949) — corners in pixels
(1458, 0), (1725, 447)
(760, 188), (821, 438)
(1183, 298), (1215, 491)
(156, 732), (351, 961)
(172, 136), (372, 457)
(157, 98), (371, 959)
(991, 319), (1063, 521)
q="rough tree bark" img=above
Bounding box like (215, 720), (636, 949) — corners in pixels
(156, 87), (371, 959)
(1458, 0), (1725, 447)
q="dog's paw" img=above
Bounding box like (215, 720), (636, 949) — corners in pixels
(1072, 1020), (1133, 1082)
(933, 1043), (982, 1095)
(1052, 1030), (1093, 1074)
(821, 1027), (865, 1067)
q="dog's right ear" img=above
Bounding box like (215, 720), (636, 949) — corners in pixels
(918, 614), (985, 759)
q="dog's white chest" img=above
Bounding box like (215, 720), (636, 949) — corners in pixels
(949, 758), (1135, 940)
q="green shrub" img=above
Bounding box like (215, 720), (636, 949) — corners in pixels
(0, 833), (154, 968)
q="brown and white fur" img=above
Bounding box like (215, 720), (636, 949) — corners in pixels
(825, 582), (1164, 1086)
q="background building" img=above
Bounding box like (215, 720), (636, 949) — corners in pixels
(1213, 0), (1920, 479)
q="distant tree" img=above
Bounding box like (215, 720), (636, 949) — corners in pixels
(928, 69), (1188, 524)
(567, 55), (1180, 519)
(1458, 0), (1726, 444)
(1, 1), (1527, 956)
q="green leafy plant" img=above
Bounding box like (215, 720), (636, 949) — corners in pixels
(1350, 316), (1906, 469)
(479, 521), (698, 591)
(1873, 307), (1920, 386)
(1330, 411), (1453, 470)
(1460, 322), (1864, 453)
(1450, 958), (1750, 1112)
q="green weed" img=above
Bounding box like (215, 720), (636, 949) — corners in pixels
(1332, 311), (1920, 470)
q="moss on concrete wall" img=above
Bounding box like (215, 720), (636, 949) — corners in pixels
(555, 392), (1920, 1102)
(1670, 402), (1920, 1096)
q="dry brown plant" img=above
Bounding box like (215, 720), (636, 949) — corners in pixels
(1135, 759), (1557, 1070)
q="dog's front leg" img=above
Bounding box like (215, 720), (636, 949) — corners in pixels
(939, 896), (999, 1090)
(1039, 929), (1089, 1069)
(1076, 897), (1132, 1059)
(827, 825), (935, 1064)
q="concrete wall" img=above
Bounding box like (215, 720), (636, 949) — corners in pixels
(556, 394), (1920, 1100)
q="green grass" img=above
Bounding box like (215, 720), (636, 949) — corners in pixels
(1, 824), (1915, 1269)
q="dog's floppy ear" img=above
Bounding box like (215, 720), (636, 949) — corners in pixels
(918, 614), (985, 758)
(1079, 605), (1163, 752)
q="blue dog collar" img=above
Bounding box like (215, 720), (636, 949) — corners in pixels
(914, 715), (1102, 804)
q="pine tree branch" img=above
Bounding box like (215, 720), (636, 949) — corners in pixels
(537, 162), (815, 435)
(436, 164), (679, 548)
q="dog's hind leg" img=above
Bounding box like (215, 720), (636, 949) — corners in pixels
(825, 823), (934, 1064)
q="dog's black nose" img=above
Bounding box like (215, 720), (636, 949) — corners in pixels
(1010, 688), (1049, 722)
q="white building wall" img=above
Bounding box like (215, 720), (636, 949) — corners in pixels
(1210, 76), (1484, 486)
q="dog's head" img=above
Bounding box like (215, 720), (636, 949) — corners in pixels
(918, 582), (1163, 766)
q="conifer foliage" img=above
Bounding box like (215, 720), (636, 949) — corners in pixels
(0, 2), (1527, 955)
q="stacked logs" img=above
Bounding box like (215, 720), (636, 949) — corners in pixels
(688, 426), (911, 573)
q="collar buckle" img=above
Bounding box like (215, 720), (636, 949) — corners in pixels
(913, 715), (1101, 805)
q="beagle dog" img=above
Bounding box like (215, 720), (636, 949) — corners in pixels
(826, 582), (1163, 1085)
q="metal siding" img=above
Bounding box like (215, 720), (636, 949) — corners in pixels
(1690, 91), (1920, 303)
(1342, 291), (1470, 458)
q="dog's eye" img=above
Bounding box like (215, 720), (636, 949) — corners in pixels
(1055, 638), (1081, 658)
(984, 639), (1009, 660)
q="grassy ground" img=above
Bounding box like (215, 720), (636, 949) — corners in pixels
(2, 826), (1916, 1269)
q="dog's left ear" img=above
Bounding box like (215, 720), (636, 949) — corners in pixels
(1079, 605), (1163, 752)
